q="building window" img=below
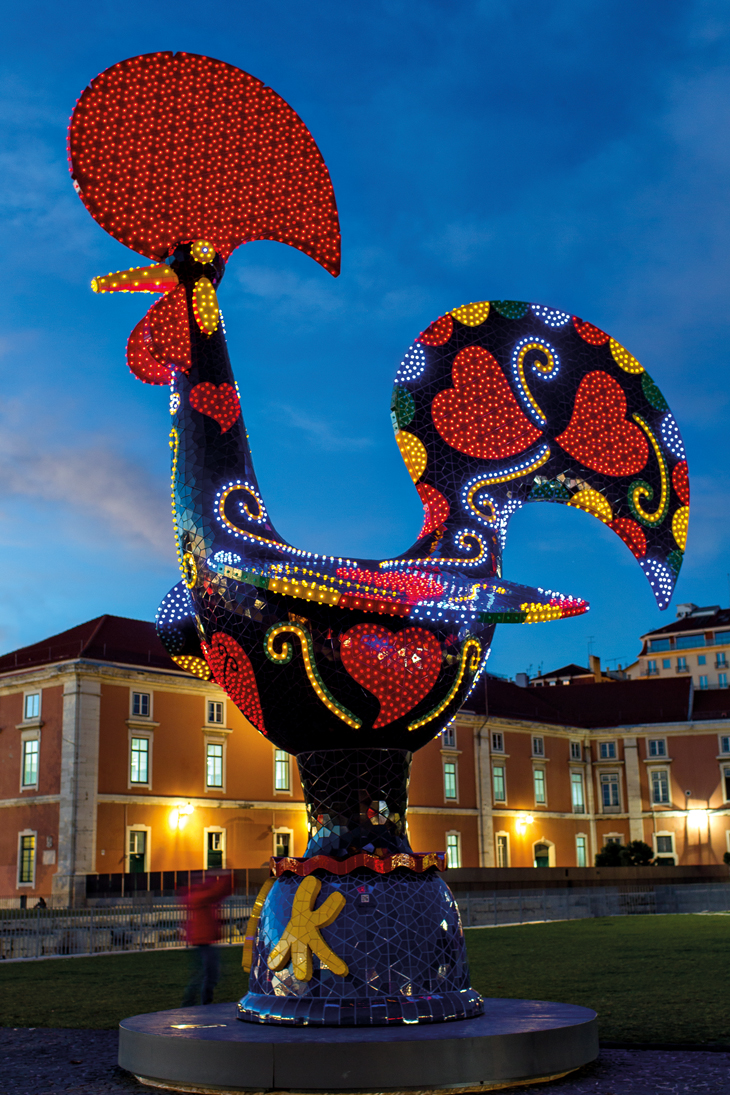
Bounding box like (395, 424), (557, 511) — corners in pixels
(18, 833), (35, 885)
(24, 693), (40, 720)
(442, 725), (456, 748)
(492, 765), (506, 802)
(601, 773), (620, 810)
(720, 673), (728, 688)
(699, 675), (709, 690)
(206, 830), (224, 869)
(130, 737), (150, 784)
(274, 749), (290, 791)
(496, 833), (509, 867)
(724, 767), (730, 802)
(655, 833), (675, 863)
(571, 771), (585, 813)
(22, 739), (39, 787)
(532, 736), (544, 757)
(648, 739), (666, 757)
(649, 638), (671, 652)
(720, 736), (730, 754)
(717, 652), (728, 668)
(132, 692), (150, 718)
(662, 659), (671, 669)
(576, 835), (587, 867)
(491, 732), (504, 753)
(677, 657), (688, 671)
(599, 741), (617, 759)
(533, 768), (546, 805)
(274, 830), (291, 858)
(207, 700), (224, 724)
(128, 830), (147, 873)
(651, 769), (670, 805)
(570, 741), (582, 761)
(444, 762), (457, 800)
(206, 742), (223, 788)
(446, 831), (461, 869)
(698, 654), (707, 666)
(534, 842), (551, 867)
(647, 659), (657, 675)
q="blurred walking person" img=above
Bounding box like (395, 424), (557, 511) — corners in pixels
(182, 873), (232, 1006)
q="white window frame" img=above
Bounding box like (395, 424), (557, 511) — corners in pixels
(699, 675), (709, 690)
(599, 740), (617, 760)
(205, 696), (226, 726)
(570, 769), (585, 814)
(533, 766), (547, 807)
(647, 738), (667, 758)
(274, 748), (292, 795)
(273, 828), (294, 859)
(445, 830), (462, 869)
(22, 690), (42, 722)
(575, 833), (588, 867)
(533, 839), (555, 867)
(442, 725), (456, 749)
(718, 735), (730, 756)
(128, 731), (153, 789)
(126, 825), (151, 873)
(17, 829), (37, 887)
(721, 765), (730, 804)
(19, 728), (41, 792)
(491, 731), (504, 753)
(653, 830), (676, 864)
(204, 826), (226, 870)
(570, 741), (582, 761)
(726, 829), (730, 856)
(649, 767), (671, 805)
(205, 735), (226, 792)
(443, 759), (459, 802)
(492, 763), (507, 803)
(130, 690), (153, 720)
(599, 770), (622, 812)
(495, 831), (510, 868)
(532, 736), (545, 757)
(603, 831), (625, 845)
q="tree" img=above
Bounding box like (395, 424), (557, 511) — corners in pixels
(595, 840), (655, 866)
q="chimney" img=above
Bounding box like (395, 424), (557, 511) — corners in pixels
(589, 654), (602, 683)
(515, 672), (529, 688)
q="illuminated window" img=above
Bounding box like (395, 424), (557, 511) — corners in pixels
(274, 749), (290, 791)
(570, 741), (582, 760)
(207, 700), (224, 724)
(496, 833), (509, 867)
(24, 693), (40, 720)
(532, 736), (544, 756)
(22, 740), (39, 787)
(446, 831), (461, 869)
(132, 692), (150, 718)
(599, 741), (616, 759)
(571, 771), (585, 813)
(576, 835), (587, 867)
(444, 762), (457, 800)
(491, 732), (504, 752)
(601, 773), (620, 810)
(651, 769), (670, 804)
(206, 743), (223, 788)
(648, 739), (666, 757)
(493, 765), (506, 802)
(533, 768), (546, 805)
(130, 738), (149, 783)
(18, 833), (35, 884)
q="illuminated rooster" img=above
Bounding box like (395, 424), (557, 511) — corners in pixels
(69, 52), (689, 757)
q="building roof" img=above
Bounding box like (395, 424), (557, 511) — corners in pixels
(0, 615), (179, 675)
(641, 606), (730, 640)
(464, 675), (695, 728)
(530, 663), (592, 683)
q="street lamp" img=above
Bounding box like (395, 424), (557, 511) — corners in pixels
(169, 803), (194, 830)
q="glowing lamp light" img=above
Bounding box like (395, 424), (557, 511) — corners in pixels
(688, 808), (709, 823)
(170, 803), (194, 830)
(516, 814), (534, 836)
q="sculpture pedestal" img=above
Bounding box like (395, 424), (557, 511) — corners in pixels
(119, 998), (598, 1093)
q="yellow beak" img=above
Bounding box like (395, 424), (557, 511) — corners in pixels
(91, 264), (179, 294)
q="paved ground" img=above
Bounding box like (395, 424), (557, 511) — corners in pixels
(1, 1028), (729, 1094)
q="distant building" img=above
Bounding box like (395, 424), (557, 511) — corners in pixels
(632, 603), (730, 690)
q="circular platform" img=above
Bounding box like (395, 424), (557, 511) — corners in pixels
(118, 998), (598, 1093)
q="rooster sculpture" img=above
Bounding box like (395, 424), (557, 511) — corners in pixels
(70, 53), (688, 1027)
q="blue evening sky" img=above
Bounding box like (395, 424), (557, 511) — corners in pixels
(1, 1), (728, 678)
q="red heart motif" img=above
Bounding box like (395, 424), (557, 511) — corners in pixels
(190, 382), (241, 433)
(556, 371), (648, 477)
(340, 624), (442, 728)
(432, 345), (543, 459)
(203, 632), (265, 734)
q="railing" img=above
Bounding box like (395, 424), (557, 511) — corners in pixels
(2, 885), (729, 960)
(0, 899), (253, 961)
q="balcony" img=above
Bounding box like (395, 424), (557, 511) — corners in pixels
(676, 665), (690, 674)
(716, 660), (728, 670)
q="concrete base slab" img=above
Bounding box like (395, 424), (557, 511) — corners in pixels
(119, 998), (598, 1093)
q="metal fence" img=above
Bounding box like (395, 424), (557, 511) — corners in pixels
(0, 900), (253, 961)
(1, 885), (729, 961)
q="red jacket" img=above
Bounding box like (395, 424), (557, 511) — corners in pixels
(184, 875), (232, 945)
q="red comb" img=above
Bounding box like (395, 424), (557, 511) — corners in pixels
(68, 52), (341, 274)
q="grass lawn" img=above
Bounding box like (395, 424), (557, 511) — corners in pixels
(0, 915), (727, 1043)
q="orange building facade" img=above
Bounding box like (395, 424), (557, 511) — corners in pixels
(0, 617), (479, 905)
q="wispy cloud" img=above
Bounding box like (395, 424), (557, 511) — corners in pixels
(272, 403), (375, 452)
